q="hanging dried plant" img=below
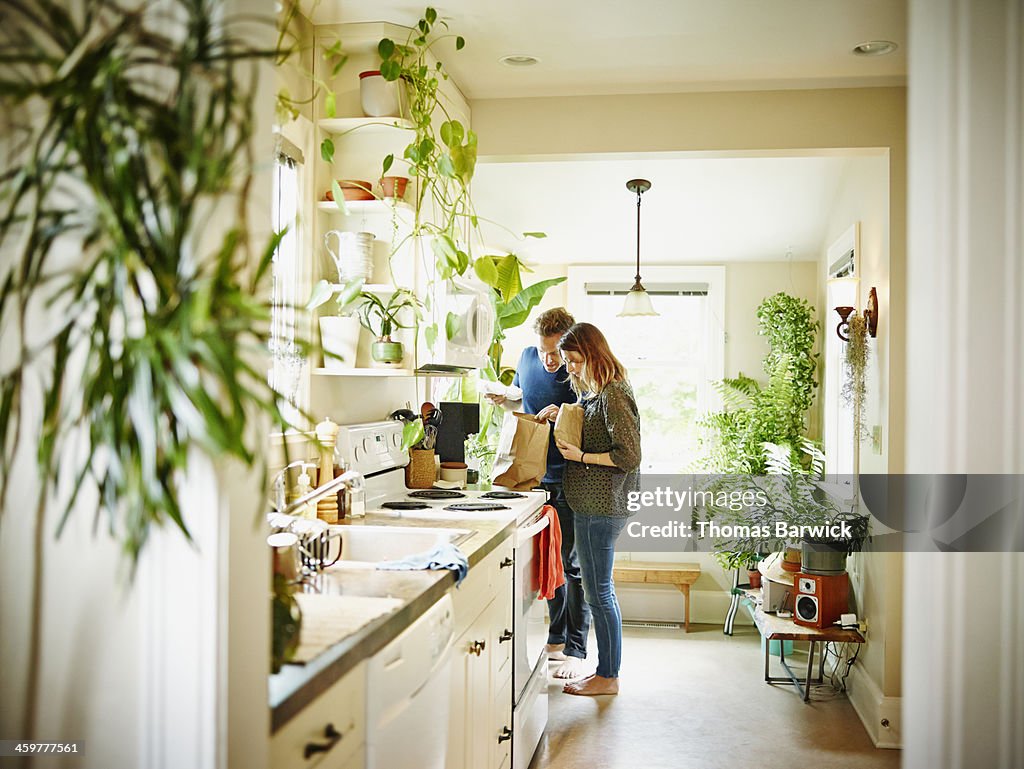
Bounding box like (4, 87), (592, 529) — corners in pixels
(841, 313), (869, 439)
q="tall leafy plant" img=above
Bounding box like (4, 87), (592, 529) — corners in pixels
(0, 0), (286, 564)
(697, 292), (819, 473)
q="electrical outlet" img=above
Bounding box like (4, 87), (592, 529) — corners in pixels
(859, 618), (869, 635)
(871, 425), (882, 454)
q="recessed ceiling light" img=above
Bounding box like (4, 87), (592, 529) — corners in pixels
(499, 54), (540, 67)
(852, 40), (898, 56)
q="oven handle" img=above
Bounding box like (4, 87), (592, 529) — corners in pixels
(515, 513), (549, 547)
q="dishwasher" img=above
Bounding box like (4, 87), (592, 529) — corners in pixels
(366, 594), (455, 769)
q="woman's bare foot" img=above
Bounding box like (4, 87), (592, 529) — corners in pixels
(552, 656), (587, 679)
(563, 674), (619, 696)
(546, 643), (566, 661)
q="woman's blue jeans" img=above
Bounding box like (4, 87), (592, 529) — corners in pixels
(574, 513), (629, 678)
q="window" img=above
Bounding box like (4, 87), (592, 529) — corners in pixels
(568, 266), (725, 473)
(270, 138), (305, 428)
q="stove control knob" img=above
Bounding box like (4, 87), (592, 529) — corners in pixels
(353, 446), (363, 463)
(391, 432), (401, 448)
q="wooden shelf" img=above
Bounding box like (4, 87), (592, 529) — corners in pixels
(318, 117), (414, 135)
(312, 367), (468, 378)
(313, 368), (416, 377)
(316, 200), (413, 215)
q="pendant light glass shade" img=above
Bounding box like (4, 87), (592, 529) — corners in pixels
(618, 178), (659, 317)
(619, 284), (658, 316)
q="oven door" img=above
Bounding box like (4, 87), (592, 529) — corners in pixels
(513, 512), (550, 703)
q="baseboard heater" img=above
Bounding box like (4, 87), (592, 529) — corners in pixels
(622, 619), (683, 629)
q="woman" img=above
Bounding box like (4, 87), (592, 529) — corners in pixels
(554, 322), (641, 696)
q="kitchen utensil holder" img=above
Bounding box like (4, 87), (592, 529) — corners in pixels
(405, 448), (436, 489)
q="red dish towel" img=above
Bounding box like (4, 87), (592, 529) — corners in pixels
(534, 504), (565, 600)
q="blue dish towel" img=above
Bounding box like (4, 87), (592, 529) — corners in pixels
(377, 542), (469, 585)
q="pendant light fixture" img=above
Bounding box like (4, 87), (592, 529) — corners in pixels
(618, 178), (659, 317)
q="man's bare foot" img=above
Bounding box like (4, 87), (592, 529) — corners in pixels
(563, 674), (619, 696)
(552, 656), (587, 679)
(546, 643), (566, 661)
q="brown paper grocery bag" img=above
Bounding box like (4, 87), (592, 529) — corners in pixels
(492, 412), (550, 491)
(553, 403), (583, 448)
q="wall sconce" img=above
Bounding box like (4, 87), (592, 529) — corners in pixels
(834, 287), (879, 341)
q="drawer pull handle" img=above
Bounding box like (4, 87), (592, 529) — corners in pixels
(499, 629), (513, 643)
(469, 639), (486, 656)
(303, 723), (342, 759)
(498, 726), (513, 743)
(499, 557), (514, 569)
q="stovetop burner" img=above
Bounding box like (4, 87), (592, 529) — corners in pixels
(445, 502), (512, 512)
(480, 491), (527, 500)
(408, 489), (466, 500)
(381, 501), (431, 510)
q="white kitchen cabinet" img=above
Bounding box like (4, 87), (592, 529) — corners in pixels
(270, 660), (366, 769)
(446, 535), (515, 769)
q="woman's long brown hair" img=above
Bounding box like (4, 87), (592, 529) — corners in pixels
(557, 322), (628, 396)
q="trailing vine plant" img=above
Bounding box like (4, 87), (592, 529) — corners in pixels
(0, 0), (288, 565)
(842, 312), (869, 440)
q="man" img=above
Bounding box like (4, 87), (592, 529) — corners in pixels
(487, 307), (589, 679)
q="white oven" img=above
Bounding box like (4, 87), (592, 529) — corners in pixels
(512, 511), (551, 769)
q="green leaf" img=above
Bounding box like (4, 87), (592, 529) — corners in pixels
(473, 257), (499, 287)
(497, 277), (567, 330)
(437, 154), (455, 177)
(330, 180), (348, 214)
(425, 7), (437, 24)
(380, 59), (401, 80)
(378, 38), (395, 59)
(382, 154), (394, 174)
(307, 279), (334, 309)
(523, 231), (547, 239)
(335, 280), (366, 313)
(446, 311), (461, 340)
(493, 254), (525, 303)
(401, 418), (425, 451)
(456, 36), (465, 50)
(321, 138), (335, 163)
(425, 323), (438, 352)
(325, 91), (336, 118)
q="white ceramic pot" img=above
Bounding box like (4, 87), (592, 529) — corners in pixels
(319, 316), (361, 370)
(359, 70), (400, 117)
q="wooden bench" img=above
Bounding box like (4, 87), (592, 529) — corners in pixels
(612, 561), (701, 632)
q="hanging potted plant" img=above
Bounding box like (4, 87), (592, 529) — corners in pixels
(358, 288), (423, 365)
(842, 312), (870, 441)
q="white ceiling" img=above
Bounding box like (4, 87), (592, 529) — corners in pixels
(306, 0), (907, 99)
(299, 2), (899, 268)
(471, 154), (869, 266)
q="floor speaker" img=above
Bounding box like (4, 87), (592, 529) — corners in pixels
(793, 572), (849, 629)
(436, 402), (480, 463)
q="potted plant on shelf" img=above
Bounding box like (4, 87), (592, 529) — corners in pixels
(358, 288), (423, 365)
(308, 279), (366, 370)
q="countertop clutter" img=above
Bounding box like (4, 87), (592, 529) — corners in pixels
(269, 511), (517, 732)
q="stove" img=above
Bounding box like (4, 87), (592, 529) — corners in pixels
(380, 501), (430, 511)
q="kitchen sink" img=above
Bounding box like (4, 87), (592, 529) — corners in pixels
(330, 525), (473, 567)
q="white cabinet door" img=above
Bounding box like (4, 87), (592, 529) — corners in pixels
(446, 598), (495, 769)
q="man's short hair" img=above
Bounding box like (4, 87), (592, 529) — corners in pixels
(533, 307), (575, 337)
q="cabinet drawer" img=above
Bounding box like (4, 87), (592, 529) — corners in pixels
(453, 533), (514, 638)
(271, 662), (366, 769)
(491, 673), (513, 769)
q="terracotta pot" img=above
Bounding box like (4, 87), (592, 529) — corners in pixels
(747, 569), (762, 589)
(781, 545), (803, 572)
(337, 180), (374, 201)
(379, 176), (409, 200)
